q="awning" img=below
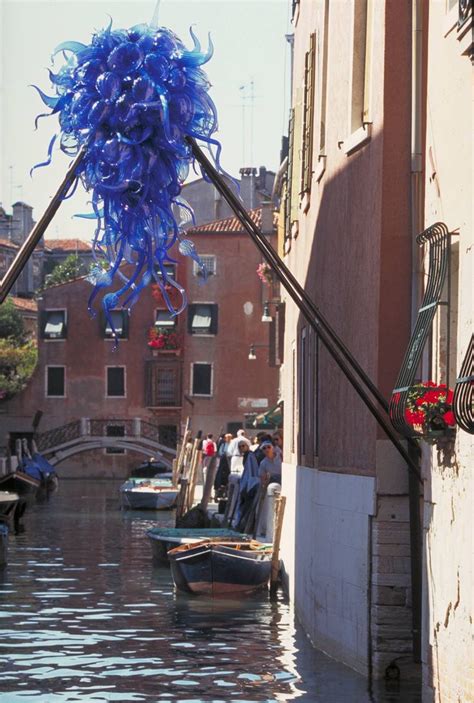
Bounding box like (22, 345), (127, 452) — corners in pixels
(252, 400), (283, 428)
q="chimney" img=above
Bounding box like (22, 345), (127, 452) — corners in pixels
(239, 167), (257, 209)
(261, 200), (274, 234)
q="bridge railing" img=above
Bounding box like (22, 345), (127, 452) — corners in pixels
(36, 420), (81, 452)
(36, 418), (177, 454)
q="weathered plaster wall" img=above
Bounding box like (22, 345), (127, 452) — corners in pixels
(421, 4), (473, 702)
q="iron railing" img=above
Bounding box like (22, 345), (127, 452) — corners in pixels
(389, 223), (450, 438)
(36, 420), (81, 451)
(453, 334), (474, 434)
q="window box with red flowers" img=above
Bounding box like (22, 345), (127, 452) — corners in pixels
(404, 381), (456, 444)
(148, 327), (180, 355)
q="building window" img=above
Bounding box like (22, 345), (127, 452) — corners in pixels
(191, 362), (213, 396)
(155, 262), (176, 280)
(188, 303), (218, 335)
(106, 366), (125, 397)
(319, 1), (329, 155)
(299, 327), (307, 458)
(349, 0), (373, 134)
(145, 361), (181, 407)
(105, 424), (125, 454)
(155, 308), (176, 328)
(42, 310), (67, 340)
(158, 424), (178, 448)
(193, 255), (216, 277)
(46, 366), (65, 397)
(104, 310), (129, 339)
(301, 33), (316, 195)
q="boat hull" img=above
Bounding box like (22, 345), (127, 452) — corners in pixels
(0, 471), (40, 498)
(168, 542), (272, 596)
(0, 523), (8, 567)
(146, 528), (250, 563)
(120, 477), (177, 510)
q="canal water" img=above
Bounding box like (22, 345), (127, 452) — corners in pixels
(0, 480), (421, 702)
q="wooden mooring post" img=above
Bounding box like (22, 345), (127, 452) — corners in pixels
(186, 439), (201, 511)
(270, 495), (286, 593)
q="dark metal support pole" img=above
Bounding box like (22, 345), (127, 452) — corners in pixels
(187, 137), (422, 483)
(0, 146), (86, 304)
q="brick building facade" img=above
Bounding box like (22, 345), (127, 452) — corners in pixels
(0, 205), (280, 478)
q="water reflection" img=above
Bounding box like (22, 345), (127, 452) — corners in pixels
(0, 480), (420, 702)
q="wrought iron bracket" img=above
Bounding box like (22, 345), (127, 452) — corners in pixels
(389, 223), (450, 438)
(454, 334), (474, 433)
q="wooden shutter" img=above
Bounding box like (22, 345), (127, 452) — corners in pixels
(301, 32), (316, 194)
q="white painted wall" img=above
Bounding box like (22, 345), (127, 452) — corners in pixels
(281, 465), (376, 675)
(421, 4), (473, 702)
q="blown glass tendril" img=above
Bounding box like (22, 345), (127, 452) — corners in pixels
(32, 21), (228, 341)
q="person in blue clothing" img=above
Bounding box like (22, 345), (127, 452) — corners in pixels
(258, 441), (282, 485)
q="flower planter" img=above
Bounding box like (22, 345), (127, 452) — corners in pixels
(404, 381), (457, 444)
(150, 348), (180, 357)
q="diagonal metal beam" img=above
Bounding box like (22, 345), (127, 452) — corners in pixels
(0, 146), (86, 304)
(187, 137), (422, 483)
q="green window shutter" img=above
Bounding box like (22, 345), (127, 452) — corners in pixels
(285, 110), (295, 251)
(301, 32), (316, 194)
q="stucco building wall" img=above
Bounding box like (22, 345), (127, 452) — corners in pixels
(420, 4), (473, 702)
(279, 0), (415, 679)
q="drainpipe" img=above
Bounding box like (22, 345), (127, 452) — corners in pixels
(409, 0), (424, 664)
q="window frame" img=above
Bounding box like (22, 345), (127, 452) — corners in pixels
(42, 309), (67, 341)
(155, 308), (177, 329)
(45, 365), (66, 398)
(105, 423), (126, 455)
(343, 0), (374, 155)
(105, 365), (126, 398)
(104, 309), (129, 340)
(188, 303), (218, 336)
(193, 255), (217, 277)
(190, 362), (213, 397)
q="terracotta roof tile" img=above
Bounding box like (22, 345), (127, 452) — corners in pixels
(186, 207), (277, 235)
(45, 238), (91, 252)
(11, 296), (38, 312)
(0, 238), (18, 250)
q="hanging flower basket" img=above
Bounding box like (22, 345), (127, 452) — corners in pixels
(148, 327), (180, 352)
(404, 381), (456, 445)
(256, 262), (273, 286)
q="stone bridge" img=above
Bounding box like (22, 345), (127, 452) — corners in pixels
(36, 418), (176, 468)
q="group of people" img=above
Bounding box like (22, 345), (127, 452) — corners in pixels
(198, 428), (283, 532)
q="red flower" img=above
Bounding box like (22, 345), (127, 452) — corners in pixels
(421, 390), (445, 404)
(405, 408), (426, 426)
(442, 410), (456, 427)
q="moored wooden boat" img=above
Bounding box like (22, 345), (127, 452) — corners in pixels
(0, 522), (8, 567)
(168, 540), (273, 596)
(119, 477), (178, 510)
(0, 469), (40, 498)
(146, 527), (250, 563)
(0, 491), (19, 566)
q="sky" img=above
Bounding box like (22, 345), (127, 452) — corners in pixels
(0, 0), (291, 240)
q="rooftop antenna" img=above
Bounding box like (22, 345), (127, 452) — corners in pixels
(239, 84), (247, 165)
(239, 79), (256, 167)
